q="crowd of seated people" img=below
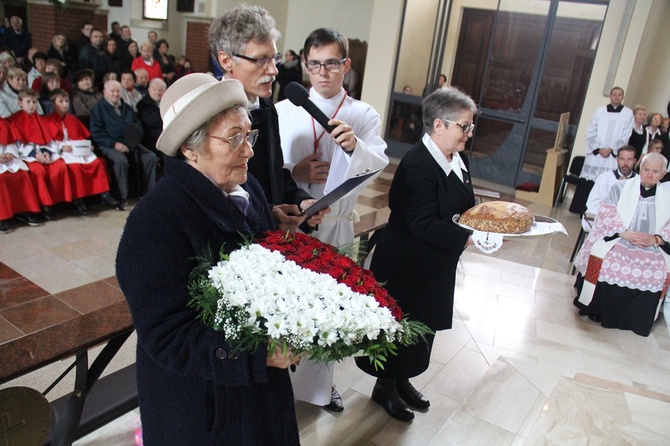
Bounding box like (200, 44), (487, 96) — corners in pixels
(0, 18), (196, 234)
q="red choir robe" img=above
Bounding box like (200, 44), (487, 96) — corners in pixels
(8, 110), (72, 206)
(46, 112), (110, 199)
(0, 118), (41, 220)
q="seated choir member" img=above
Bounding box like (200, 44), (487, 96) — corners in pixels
(46, 88), (119, 214)
(0, 117), (41, 232)
(9, 88), (71, 220)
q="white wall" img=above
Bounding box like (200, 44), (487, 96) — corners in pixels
(362, 0), (404, 126)
(281, 0), (373, 54)
(393, 0), (440, 94)
(625, 0), (670, 117)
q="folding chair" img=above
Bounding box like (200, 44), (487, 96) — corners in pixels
(554, 155), (584, 207)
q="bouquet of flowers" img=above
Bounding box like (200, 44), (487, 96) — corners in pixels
(189, 230), (430, 370)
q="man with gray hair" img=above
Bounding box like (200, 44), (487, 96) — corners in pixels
(208, 4), (324, 232)
(90, 79), (157, 210)
(574, 152), (670, 337)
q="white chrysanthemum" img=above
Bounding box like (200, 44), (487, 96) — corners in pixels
(206, 243), (403, 357)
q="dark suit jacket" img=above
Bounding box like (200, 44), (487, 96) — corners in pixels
(116, 156), (298, 445)
(249, 98), (311, 207)
(136, 95), (162, 152)
(371, 141), (475, 331)
(358, 141), (475, 378)
(89, 99), (142, 148)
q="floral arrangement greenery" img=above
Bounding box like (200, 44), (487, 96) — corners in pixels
(189, 230), (431, 370)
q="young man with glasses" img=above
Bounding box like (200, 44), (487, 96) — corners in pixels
(208, 5), (325, 232)
(276, 27), (389, 413)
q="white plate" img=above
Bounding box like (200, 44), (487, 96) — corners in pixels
(452, 214), (568, 238)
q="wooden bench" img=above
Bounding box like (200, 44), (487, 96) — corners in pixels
(44, 364), (138, 445)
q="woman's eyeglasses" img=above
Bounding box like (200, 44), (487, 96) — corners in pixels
(442, 119), (475, 134)
(207, 129), (259, 151)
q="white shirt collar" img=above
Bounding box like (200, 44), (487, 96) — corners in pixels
(422, 133), (467, 182)
(309, 87), (346, 103)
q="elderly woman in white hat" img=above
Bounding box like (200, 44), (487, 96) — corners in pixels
(116, 74), (301, 445)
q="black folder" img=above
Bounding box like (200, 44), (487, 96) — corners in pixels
(301, 167), (382, 217)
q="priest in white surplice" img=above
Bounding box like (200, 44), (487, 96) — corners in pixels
(276, 28), (388, 411)
(582, 87), (634, 180)
(570, 87), (634, 214)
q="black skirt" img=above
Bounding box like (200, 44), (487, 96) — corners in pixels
(355, 333), (435, 379)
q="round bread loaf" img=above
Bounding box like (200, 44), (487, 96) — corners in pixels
(459, 201), (533, 234)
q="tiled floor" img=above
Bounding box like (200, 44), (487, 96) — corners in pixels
(1, 159), (670, 445)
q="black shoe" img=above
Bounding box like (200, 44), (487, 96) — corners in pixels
(16, 213), (41, 227)
(371, 379), (414, 422)
(116, 200), (128, 211)
(324, 385), (344, 412)
(42, 206), (54, 220)
(397, 379), (430, 409)
(100, 192), (119, 207)
(74, 199), (89, 216)
(588, 314), (601, 323)
(0, 220), (9, 233)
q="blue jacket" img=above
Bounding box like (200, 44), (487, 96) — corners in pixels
(89, 99), (142, 148)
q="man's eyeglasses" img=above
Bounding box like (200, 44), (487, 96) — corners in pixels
(305, 58), (348, 74)
(233, 53), (282, 67)
(443, 119), (475, 134)
(207, 129), (259, 151)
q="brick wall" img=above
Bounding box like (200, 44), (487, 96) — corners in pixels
(186, 21), (211, 73)
(27, 4), (108, 55)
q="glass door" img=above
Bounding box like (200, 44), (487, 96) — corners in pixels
(466, 0), (607, 187)
(387, 0), (608, 188)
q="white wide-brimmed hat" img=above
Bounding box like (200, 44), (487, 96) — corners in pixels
(156, 73), (248, 157)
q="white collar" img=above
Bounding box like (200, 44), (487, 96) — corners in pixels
(309, 87), (346, 103)
(422, 133), (467, 182)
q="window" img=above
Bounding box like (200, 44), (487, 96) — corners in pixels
(143, 0), (168, 21)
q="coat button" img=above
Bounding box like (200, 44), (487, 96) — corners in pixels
(229, 350), (240, 360)
(215, 348), (227, 359)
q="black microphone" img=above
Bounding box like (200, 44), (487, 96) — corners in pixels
(285, 82), (337, 133)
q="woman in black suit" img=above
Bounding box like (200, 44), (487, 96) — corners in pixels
(356, 87), (477, 421)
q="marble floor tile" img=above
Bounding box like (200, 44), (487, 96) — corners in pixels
(1, 295), (81, 334)
(494, 329), (586, 369)
(427, 409), (517, 445)
(423, 346), (491, 403)
(460, 358), (541, 433)
(525, 377), (670, 445)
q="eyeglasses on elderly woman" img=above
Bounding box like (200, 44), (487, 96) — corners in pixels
(442, 119), (475, 135)
(207, 129), (259, 152)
